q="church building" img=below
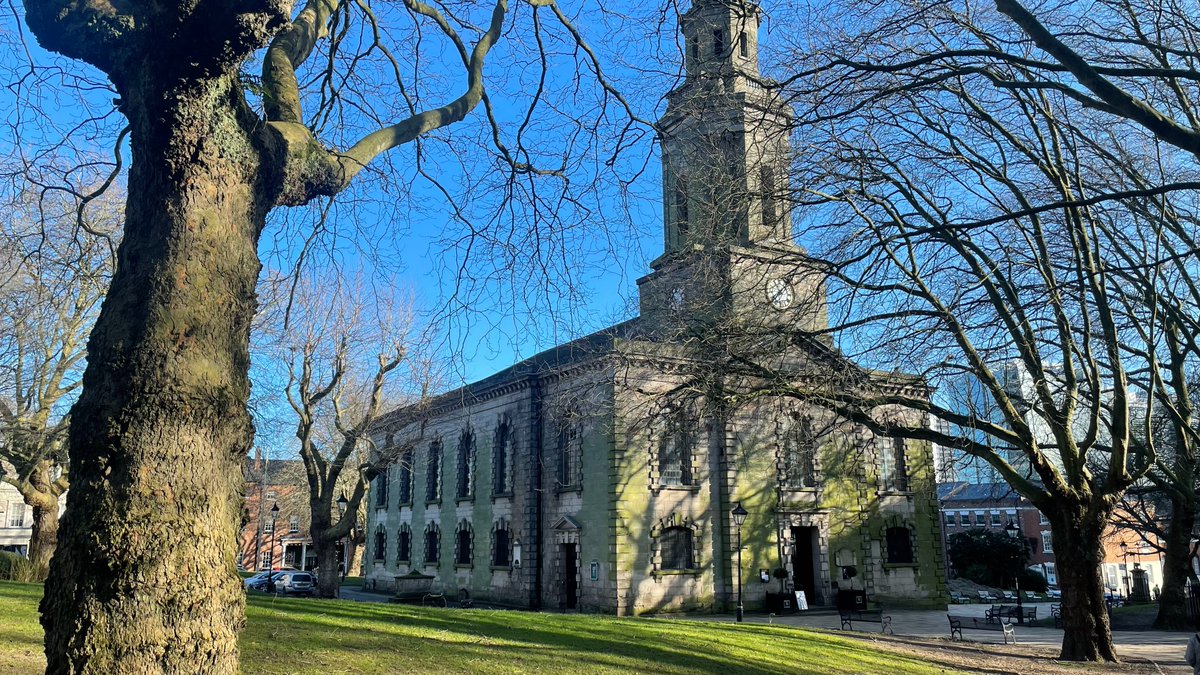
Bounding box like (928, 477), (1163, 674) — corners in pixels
(363, 0), (947, 614)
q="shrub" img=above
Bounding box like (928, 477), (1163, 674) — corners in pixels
(1018, 569), (1049, 593)
(0, 551), (47, 582)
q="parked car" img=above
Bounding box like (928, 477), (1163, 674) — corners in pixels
(244, 571), (284, 592)
(1046, 588), (1062, 599)
(275, 571), (316, 596)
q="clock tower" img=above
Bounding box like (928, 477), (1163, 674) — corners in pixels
(637, 0), (827, 336)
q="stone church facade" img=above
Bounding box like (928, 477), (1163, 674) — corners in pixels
(363, 0), (947, 614)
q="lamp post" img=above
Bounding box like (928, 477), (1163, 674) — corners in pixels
(267, 502), (279, 593)
(732, 502), (748, 623)
(1120, 541), (1130, 599)
(336, 493), (349, 581)
(1004, 520), (1024, 625)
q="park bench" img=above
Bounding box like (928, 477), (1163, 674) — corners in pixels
(947, 614), (1016, 644)
(949, 591), (972, 604)
(976, 590), (996, 602)
(839, 608), (893, 634)
(1051, 603), (1062, 628)
(985, 605), (1037, 623)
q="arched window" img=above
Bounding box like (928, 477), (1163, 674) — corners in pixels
(374, 469), (389, 508)
(455, 521), (473, 566)
(658, 408), (694, 487)
(456, 428), (475, 500)
(783, 417), (818, 489)
(885, 526), (914, 564)
(660, 526), (696, 570)
(398, 447), (414, 505)
(373, 527), (386, 561)
(556, 416), (581, 489)
(880, 437), (909, 492)
(426, 440), (442, 502)
(396, 524), (411, 563)
(493, 418), (513, 495)
(424, 523), (440, 564)
(493, 521), (512, 567)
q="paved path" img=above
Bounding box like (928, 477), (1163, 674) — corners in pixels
(694, 603), (1191, 670)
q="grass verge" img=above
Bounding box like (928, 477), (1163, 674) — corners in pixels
(0, 581), (968, 674)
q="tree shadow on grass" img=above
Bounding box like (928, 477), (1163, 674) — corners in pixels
(246, 597), (954, 674)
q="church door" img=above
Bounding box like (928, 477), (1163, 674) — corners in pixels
(791, 526), (822, 605)
(562, 543), (578, 610)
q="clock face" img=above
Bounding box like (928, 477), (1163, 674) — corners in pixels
(767, 278), (794, 310)
(670, 287), (685, 310)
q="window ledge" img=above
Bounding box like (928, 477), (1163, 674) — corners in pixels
(397, 559), (411, 565)
(455, 563), (473, 570)
(883, 562), (919, 570)
(655, 485), (701, 492)
(398, 501), (413, 508)
(877, 490), (914, 497)
(423, 562), (439, 568)
(490, 565), (512, 572)
(781, 487), (820, 493)
(654, 568), (702, 577)
(491, 491), (514, 500)
(425, 499), (442, 506)
(456, 497), (474, 505)
(555, 485), (583, 494)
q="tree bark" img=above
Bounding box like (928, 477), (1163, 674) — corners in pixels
(1154, 498), (1197, 629)
(1052, 510), (1118, 661)
(27, 494), (59, 572)
(39, 70), (266, 674)
(313, 533), (341, 599)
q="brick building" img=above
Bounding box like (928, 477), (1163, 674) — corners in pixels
(937, 481), (1057, 585)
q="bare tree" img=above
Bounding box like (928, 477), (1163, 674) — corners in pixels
(275, 277), (416, 598)
(755, 0), (1200, 660)
(13, 0), (641, 667)
(0, 188), (115, 570)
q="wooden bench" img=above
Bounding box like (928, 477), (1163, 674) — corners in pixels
(839, 609), (893, 634)
(947, 614), (1016, 644)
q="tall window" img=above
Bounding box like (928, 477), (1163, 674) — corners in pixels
(660, 526), (696, 570)
(675, 176), (689, 237)
(288, 515), (300, 533)
(880, 437), (909, 492)
(760, 165), (778, 229)
(398, 447), (414, 504)
(944, 512), (957, 527)
(455, 523), (473, 566)
(374, 528), (386, 561)
(556, 418), (580, 488)
(990, 511), (1002, 527)
(263, 518), (275, 534)
(885, 526), (914, 564)
(260, 551), (273, 569)
(7, 502), (25, 528)
(397, 524), (411, 563)
(493, 419), (513, 495)
(712, 29), (724, 55)
(782, 416), (818, 489)
(456, 428), (475, 500)
(493, 523), (512, 567)
(1042, 531), (1053, 553)
(426, 440), (442, 502)
(739, 32), (748, 57)
(658, 409), (694, 487)
(375, 469), (389, 508)
(424, 524), (440, 564)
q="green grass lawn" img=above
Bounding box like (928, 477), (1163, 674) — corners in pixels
(0, 581), (966, 674)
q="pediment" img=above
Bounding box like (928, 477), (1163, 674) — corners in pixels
(552, 515), (582, 531)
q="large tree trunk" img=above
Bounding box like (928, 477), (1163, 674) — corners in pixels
(18, 460), (62, 571)
(1154, 497), (1197, 629)
(1052, 510), (1118, 662)
(313, 534), (341, 599)
(28, 495), (59, 572)
(39, 70), (266, 674)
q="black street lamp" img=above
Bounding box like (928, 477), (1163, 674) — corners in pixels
(1004, 520), (1024, 624)
(267, 502), (280, 593)
(336, 493), (349, 581)
(732, 502), (748, 623)
(1120, 541), (1130, 598)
